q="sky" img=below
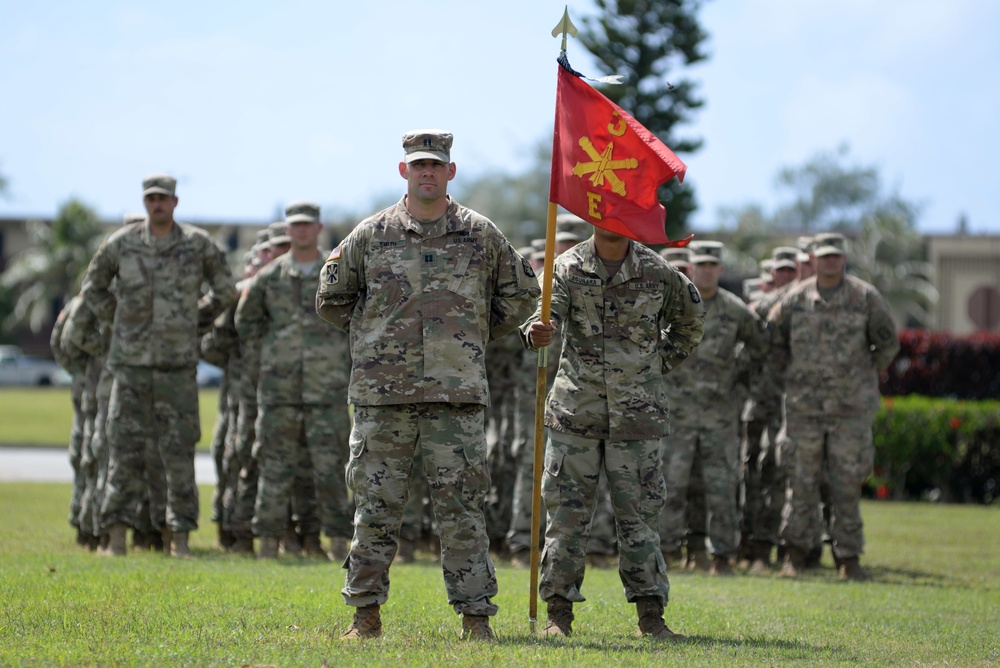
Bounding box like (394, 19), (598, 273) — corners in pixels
(1, 0), (998, 235)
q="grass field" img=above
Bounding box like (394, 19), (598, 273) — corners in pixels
(0, 387), (220, 449)
(1, 483), (997, 666)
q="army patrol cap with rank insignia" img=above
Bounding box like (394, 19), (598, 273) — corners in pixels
(402, 129), (453, 164)
(285, 201), (320, 225)
(688, 240), (724, 265)
(812, 232), (847, 257)
(142, 174), (176, 197)
(267, 221), (291, 246)
(771, 246), (799, 270)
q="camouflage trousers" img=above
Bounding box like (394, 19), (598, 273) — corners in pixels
(343, 403), (498, 617)
(661, 423), (742, 558)
(80, 367), (113, 539)
(779, 415), (874, 559)
(100, 365), (200, 533)
(741, 413), (785, 546)
(209, 380), (230, 525)
(506, 427), (617, 556)
(226, 396), (258, 539)
(399, 444), (434, 544)
(252, 403), (353, 539)
(540, 430), (668, 604)
(68, 374), (87, 529)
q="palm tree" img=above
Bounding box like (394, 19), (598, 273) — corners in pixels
(1, 199), (106, 333)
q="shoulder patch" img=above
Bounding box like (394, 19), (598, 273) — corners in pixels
(322, 261), (339, 285)
(688, 283), (702, 304)
(521, 257), (535, 278)
(327, 245), (343, 261)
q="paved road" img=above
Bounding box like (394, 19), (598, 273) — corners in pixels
(0, 446), (218, 484)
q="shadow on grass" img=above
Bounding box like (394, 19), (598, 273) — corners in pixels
(491, 633), (824, 655)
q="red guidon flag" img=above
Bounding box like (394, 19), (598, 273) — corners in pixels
(549, 62), (690, 246)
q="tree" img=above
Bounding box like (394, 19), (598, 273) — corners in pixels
(579, 0), (709, 238)
(717, 145), (937, 327)
(455, 139), (553, 245)
(1, 199), (106, 334)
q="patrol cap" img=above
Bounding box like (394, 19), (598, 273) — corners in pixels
(255, 229), (271, 250)
(659, 247), (691, 263)
(531, 238), (546, 251)
(797, 250), (812, 264)
(688, 240), (724, 264)
(122, 213), (146, 225)
(797, 235), (814, 252)
(285, 200), (320, 225)
(517, 245), (535, 258)
(555, 213), (590, 239)
(142, 174), (176, 197)
(743, 277), (763, 300)
(402, 129), (452, 163)
(267, 221), (291, 246)
(555, 230), (582, 244)
(760, 258), (775, 273)
(530, 250), (546, 264)
(770, 246), (799, 270)
(812, 232), (847, 257)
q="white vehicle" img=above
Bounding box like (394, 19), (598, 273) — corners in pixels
(0, 345), (71, 386)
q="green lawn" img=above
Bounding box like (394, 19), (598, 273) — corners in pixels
(0, 387), (220, 449)
(1, 484), (997, 666)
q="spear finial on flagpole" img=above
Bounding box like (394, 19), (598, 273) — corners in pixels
(551, 5), (578, 56)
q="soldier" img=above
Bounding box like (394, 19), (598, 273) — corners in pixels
(317, 129), (540, 641)
(235, 201), (353, 561)
(523, 227), (705, 640)
(81, 174), (235, 558)
(740, 245), (801, 572)
(769, 233), (900, 581)
(659, 247), (691, 277)
(660, 241), (767, 576)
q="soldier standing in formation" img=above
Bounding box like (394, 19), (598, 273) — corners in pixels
(523, 226), (704, 640)
(236, 201), (353, 561)
(659, 241), (767, 575)
(81, 175), (235, 558)
(317, 129), (540, 641)
(769, 233), (900, 580)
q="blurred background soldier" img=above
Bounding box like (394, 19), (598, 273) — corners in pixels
(236, 201), (353, 561)
(769, 233), (900, 581)
(740, 245), (802, 571)
(81, 174), (234, 558)
(660, 241), (767, 575)
(659, 246), (692, 277)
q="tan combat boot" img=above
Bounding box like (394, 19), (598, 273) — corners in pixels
(105, 523), (128, 557)
(229, 534), (255, 556)
(258, 536), (280, 560)
(328, 536), (350, 563)
(541, 596), (574, 637)
(301, 533), (331, 560)
(749, 541), (773, 574)
(342, 604), (382, 640)
(686, 548), (712, 573)
(461, 614), (496, 641)
(170, 531), (194, 559)
(779, 546), (806, 578)
(709, 555), (734, 576)
(838, 556), (871, 582)
(281, 528), (302, 556)
(395, 538), (416, 565)
(635, 596), (687, 641)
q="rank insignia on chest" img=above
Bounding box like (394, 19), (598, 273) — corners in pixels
(423, 252), (435, 264)
(323, 262), (339, 284)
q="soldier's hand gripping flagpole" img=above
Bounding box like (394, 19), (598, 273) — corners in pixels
(529, 5), (579, 635)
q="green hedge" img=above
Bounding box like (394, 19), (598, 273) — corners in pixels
(870, 396), (1000, 504)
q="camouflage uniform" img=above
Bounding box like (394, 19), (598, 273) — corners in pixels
(235, 247), (353, 541)
(660, 287), (767, 559)
(483, 332), (522, 551)
(769, 272), (899, 559)
(316, 194), (539, 617)
(81, 192), (234, 534)
(50, 297), (89, 535)
(522, 237), (705, 605)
